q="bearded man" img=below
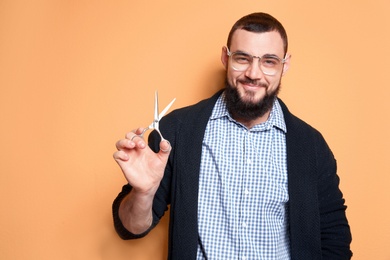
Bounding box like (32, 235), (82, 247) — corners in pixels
(112, 12), (352, 260)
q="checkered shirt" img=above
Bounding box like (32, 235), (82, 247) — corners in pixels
(197, 94), (290, 260)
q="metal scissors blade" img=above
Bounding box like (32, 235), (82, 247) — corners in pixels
(151, 91), (159, 129)
(159, 96), (176, 120)
(143, 91), (175, 139)
(149, 91), (176, 127)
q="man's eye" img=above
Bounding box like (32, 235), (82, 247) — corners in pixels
(262, 58), (279, 67)
(233, 54), (251, 63)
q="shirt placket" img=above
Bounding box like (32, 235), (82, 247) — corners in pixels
(239, 129), (255, 260)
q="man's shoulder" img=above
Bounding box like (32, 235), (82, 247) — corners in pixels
(278, 98), (323, 139)
(168, 90), (223, 121)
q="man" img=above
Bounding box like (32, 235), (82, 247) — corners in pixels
(112, 12), (352, 259)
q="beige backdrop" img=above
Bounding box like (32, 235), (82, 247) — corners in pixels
(1, 0), (389, 259)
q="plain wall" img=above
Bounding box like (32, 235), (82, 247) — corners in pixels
(1, 0), (389, 259)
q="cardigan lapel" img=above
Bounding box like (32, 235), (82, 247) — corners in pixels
(169, 91), (222, 259)
(278, 99), (322, 259)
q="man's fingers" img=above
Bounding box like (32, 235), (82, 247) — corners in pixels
(113, 150), (129, 161)
(116, 139), (134, 150)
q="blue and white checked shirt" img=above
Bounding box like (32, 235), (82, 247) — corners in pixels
(197, 94), (290, 260)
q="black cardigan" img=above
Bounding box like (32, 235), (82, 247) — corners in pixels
(113, 90), (352, 260)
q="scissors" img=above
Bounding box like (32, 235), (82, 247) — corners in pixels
(132, 91), (176, 141)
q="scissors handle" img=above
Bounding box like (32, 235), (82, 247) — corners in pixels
(132, 126), (165, 141)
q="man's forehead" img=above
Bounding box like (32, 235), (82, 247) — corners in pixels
(230, 29), (285, 55)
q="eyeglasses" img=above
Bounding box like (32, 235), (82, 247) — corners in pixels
(226, 47), (287, 76)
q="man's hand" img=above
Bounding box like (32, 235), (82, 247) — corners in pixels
(113, 127), (171, 195)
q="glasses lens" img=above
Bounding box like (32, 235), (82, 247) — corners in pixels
(230, 53), (251, 71)
(260, 56), (282, 75)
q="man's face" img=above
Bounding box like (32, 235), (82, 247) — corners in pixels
(221, 29), (290, 121)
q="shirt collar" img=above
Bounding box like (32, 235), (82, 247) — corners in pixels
(210, 92), (287, 133)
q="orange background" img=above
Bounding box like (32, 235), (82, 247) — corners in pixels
(1, 1), (389, 259)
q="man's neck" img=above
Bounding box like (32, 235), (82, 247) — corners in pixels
(233, 110), (271, 129)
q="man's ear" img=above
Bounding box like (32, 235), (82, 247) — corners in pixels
(282, 54), (291, 76)
(221, 46), (229, 69)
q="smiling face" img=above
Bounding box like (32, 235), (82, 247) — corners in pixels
(221, 29), (290, 125)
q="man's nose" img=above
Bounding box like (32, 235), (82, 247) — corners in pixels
(244, 58), (264, 79)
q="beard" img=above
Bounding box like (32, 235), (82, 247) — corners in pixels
(224, 78), (281, 121)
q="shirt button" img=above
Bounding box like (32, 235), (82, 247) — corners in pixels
(242, 222), (247, 228)
(247, 158), (252, 164)
(242, 256), (247, 260)
(244, 189), (250, 195)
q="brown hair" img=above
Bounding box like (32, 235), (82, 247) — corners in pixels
(227, 12), (288, 55)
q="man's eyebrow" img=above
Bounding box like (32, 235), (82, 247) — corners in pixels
(234, 50), (281, 59)
(262, 53), (281, 58)
(232, 49), (251, 55)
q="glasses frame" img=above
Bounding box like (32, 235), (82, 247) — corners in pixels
(226, 47), (287, 76)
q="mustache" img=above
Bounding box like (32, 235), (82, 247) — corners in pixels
(238, 78), (269, 88)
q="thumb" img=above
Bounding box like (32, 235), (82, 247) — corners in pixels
(158, 140), (172, 158)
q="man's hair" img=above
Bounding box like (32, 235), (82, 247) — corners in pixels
(227, 12), (288, 55)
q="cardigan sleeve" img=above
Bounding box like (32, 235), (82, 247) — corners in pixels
(112, 184), (161, 239)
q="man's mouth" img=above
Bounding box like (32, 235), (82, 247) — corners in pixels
(239, 79), (268, 90)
